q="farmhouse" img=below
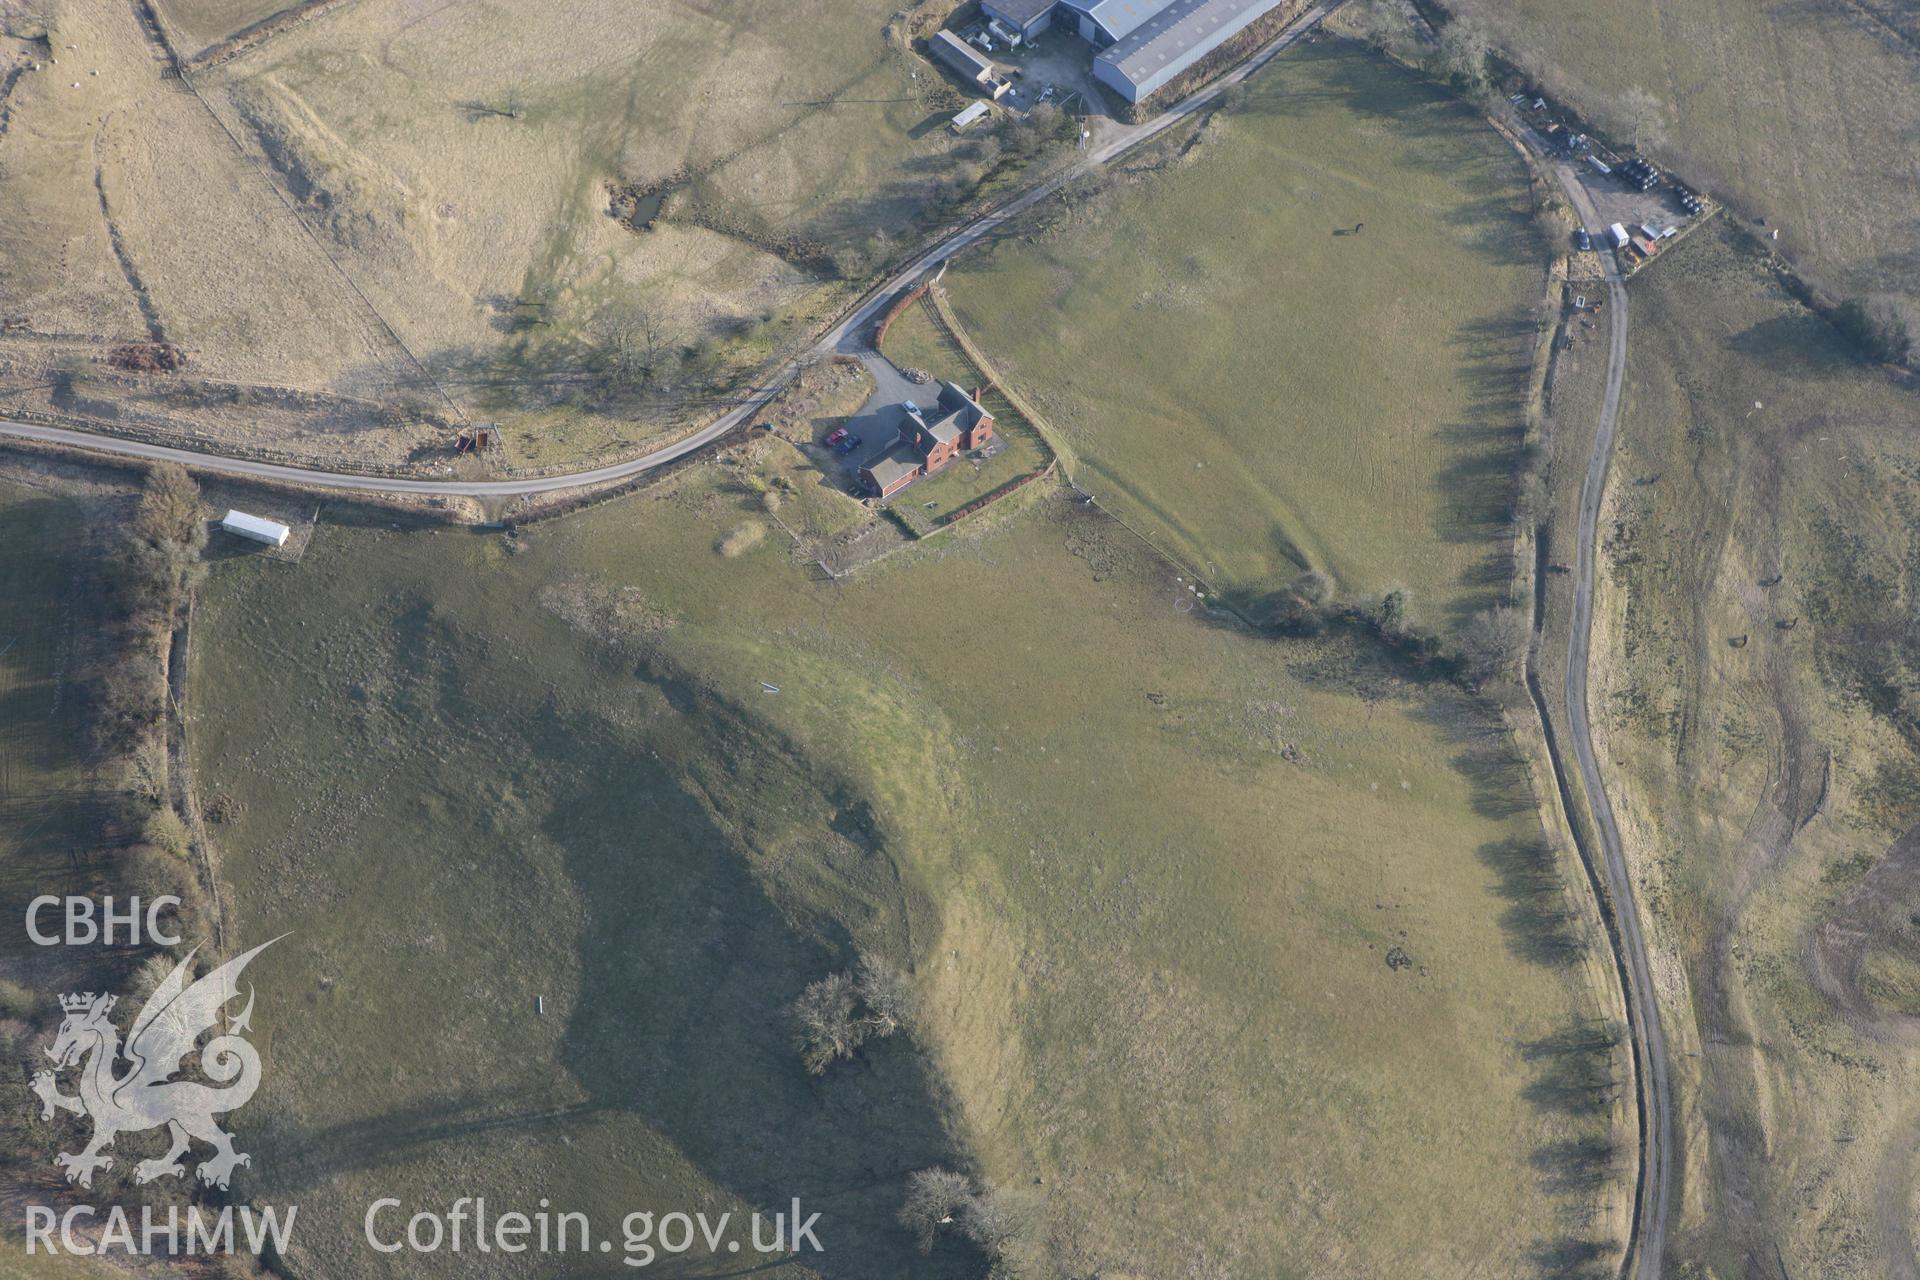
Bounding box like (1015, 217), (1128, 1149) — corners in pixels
(860, 383), (996, 499)
(979, 0), (1290, 101)
(219, 510), (290, 547)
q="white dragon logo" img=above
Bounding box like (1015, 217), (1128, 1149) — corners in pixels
(29, 938), (280, 1190)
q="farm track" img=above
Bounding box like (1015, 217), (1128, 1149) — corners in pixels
(0, 0), (1342, 496)
(1546, 160), (1672, 1280)
(92, 141), (168, 344)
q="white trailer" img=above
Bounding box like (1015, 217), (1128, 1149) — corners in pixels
(1608, 222), (1630, 250)
(219, 509), (290, 547)
(950, 101), (991, 132)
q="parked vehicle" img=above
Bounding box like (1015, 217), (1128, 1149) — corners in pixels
(825, 427), (848, 446)
(835, 433), (862, 455)
(1575, 228), (1592, 252)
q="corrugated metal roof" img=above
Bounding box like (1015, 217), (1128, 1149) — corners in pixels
(1096, 0), (1282, 84)
(1077, 0), (1170, 40)
(930, 29), (994, 81)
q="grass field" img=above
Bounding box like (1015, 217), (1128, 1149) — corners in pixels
(1458, 0), (1920, 300)
(1577, 222), (1920, 1275)
(187, 0), (1056, 469)
(938, 38), (1548, 630)
(0, 483), (109, 984)
(0, 480), (150, 1277)
(0, 1), (424, 449)
(189, 455), (1609, 1275)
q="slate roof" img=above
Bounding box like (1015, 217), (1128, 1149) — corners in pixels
(864, 449), (920, 492)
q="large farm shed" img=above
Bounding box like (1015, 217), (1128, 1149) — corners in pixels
(980, 0), (1289, 101)
(930, 29), (1000, 89)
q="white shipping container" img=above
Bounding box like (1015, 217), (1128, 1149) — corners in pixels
(220, 509), (290, 547)
(1608, 223), (1630, 249)
(951, 101), (990, 131)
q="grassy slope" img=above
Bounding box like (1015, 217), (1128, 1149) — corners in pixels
(181, 0), (985, 467)
(0, 1248), (143, 1280)
(0, 483), (138, 1279)
(1461, 0), (1920, 297)
(942, 39), (1546, 630)
(0, 0), (1018, 469)
(1588, 222), (1920, 1274)
(192, 455), (1600, 1276)
(0, 484), (101, 966)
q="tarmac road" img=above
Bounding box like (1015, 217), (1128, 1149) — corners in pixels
(0, 1), (1339, 498)
(1551, 156), (1673, 1280)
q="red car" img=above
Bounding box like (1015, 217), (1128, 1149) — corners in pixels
(824, 427), (848, 447)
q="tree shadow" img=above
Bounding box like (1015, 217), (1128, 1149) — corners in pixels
(1726, 313), (1854, 376)
(1477, 836), (1586, 966)
(1518, 1020), (1621, 1118)
(1530, 1136), (1619, 1195)
(1529, 1236), (1616, 1278)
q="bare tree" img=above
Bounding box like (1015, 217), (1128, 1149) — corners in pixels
(1835, 294), (1918, 367)
(791, 953), (920, 1073)
(1438, 19), (1493, 93)
(791, 971), (865, 1074)
(121, 463), (207, 636)
(1337, 0), (1424, 59)
(592, 304), (667, 392)
(1263, 567), (1338, 636)
(1376, 588), (1409, 633)
(1459, 604), (1530, 686)
(1614, 86), (1667, 152)
(960, 1188), (1036, 1271)
(897, 1167), (973, 1253)
(995, 103), (1065, 163)
(1534, 193), (1575, 249)
(856, 956), (918, 1036)
(134, 462), (201, 547)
